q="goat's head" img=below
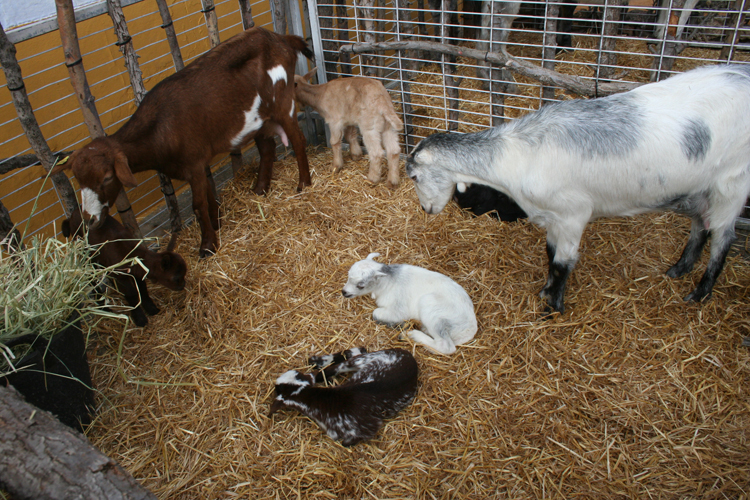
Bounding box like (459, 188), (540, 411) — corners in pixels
(268, 370), (315, 415)
(51, 138), (138, 229)
(342, 253), (387, 298)
(406, 136), (456, 215)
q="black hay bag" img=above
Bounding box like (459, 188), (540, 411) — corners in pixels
(1, 315), (95, 432)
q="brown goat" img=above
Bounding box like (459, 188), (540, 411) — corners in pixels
(62, 209), (187, 327)
(52, 27), (314, 258)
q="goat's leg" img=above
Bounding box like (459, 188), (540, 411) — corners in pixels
(372, 307), (408, 328)
(539, 218), (587, 314)
(329, 125), (346, 172)
(405, 329), (457, 355)
(253, 135), (277, 195)
(382, 128), (402, 189)
(362, 129), (385, 185)
(684, 225), (736, 303)
(189, 173), (219, 258)
(136, 279), (160, 316)
(345, 126), (363, 160)
(116, 275), (149, 327)
(667, 215), (709, 278)
(277, 113), (311, 191)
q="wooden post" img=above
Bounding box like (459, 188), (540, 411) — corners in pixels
(238, 0), (256, 29)
(155, 0), (185, 71)
(271, 0), (289, 34)
(541, 0), (560, 104)
(597, 0), (626, 81)
(107, 0), (182, 235)
(0, 385), (157, 500)
(719, 0), (748, 61)
(0, 22), (79, 220)
(200, 0), (221, 47)
(54, 0), (142, 238)
(198, 0), (221, 198)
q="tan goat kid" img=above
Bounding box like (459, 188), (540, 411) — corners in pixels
(294, 69), (403, 188)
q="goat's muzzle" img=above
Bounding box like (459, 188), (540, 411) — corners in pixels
(341, 290), (353, 298)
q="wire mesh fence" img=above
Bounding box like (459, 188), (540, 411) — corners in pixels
(306, 0), (750, 223)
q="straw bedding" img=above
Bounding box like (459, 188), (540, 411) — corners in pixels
(87, 35), (750, 500)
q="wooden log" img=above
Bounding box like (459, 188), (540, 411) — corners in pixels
(0, 152), (72, 177)
(200, 0), (221, 48)
(0, 385), (157, 500)
(237, 0), (256, 30)
(155, 0), (185, 71)
(107, 0), (182, 235)
(0, 23), (79, 219)
(54, 0), (143, 239)
(340, 40), (642, 97)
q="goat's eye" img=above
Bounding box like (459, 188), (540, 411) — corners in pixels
(102, 175), (115, 185)
(356, 282), (365, 289)
(410, 174), (418, 182)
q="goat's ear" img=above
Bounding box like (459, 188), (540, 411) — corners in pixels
(113, 151), (138, 188)
(49, 152), (74, 175)
(374, 271), (387, 280)
(303, 67), (317, 82)
(160, 252), (174, 271)
(366, 252), (380, 261)
(61, 219), (71, 238)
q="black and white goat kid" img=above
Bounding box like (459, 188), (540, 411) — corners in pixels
(406, 64), (750, 314)
(269, 348), (418, 447)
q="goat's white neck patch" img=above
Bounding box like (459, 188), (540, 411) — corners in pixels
(289, 100), (295, 118)
(81, 187), (106, 220)
(231, 95), (263, 148)
(267, 65), (287, 85)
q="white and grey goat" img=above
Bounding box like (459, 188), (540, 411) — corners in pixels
(269, 347), (418, 446)
(406, 64), (750, 314)
(342, 253), (477, 355)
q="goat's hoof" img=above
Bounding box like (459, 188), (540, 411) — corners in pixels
(386, 180), (399, 190)
(199, 247), (216, 259)
(666, 264), (690, 279)
(684, 290), (711, 303)
(131, 311), (149, 327)
(143, 303), (160, 316)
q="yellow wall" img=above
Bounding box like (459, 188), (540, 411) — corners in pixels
(0, 0), (273, 240)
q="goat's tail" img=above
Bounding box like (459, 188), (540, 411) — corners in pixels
(284, 34), (314, 62)
(386, 112), (404, 132)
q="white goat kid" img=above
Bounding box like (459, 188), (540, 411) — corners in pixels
(342, 253), (477, 355)
(406, 64), (750, 314)
(294, 68), (404, 188)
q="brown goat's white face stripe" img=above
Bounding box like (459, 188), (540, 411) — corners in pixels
(267, 65), (287, 85)
(81, 187), (108, 224)
(231, 95), (263, 148)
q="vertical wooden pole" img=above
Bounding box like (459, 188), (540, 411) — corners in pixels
(541, 0), (559, 104)
(200, 0), (221, 47)
(155, 0), (185, 71)
(107, 0), (182, 235)
(54, 0), (142, 238)
(198, 0), (221, 198)
(237, 0), (256, 29)
(0, 22), (79, 222)
(271, 0), (289, 34)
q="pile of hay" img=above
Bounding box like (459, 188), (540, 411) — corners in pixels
(88, 146), (749, 499)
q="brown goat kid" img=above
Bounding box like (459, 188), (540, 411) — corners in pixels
(62, 209), (187, 327)
(294, 69), (403, 188)
(52, 27), (314, 258)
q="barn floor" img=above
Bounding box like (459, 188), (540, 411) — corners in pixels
(87, 146), (750, 499)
